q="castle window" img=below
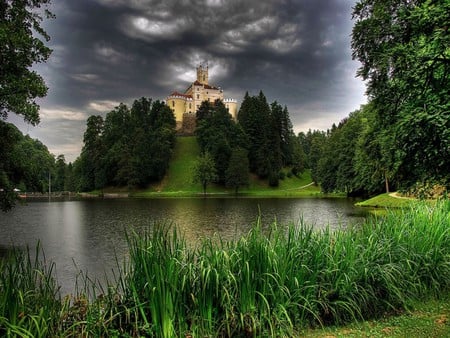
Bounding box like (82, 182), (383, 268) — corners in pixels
(172, 101), (175, 107)
(189, 103), (192, 109)
(197, 94), (200, 99)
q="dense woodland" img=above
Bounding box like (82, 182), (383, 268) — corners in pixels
(194, 92), (304, 193)
(1, 0), (449, 210)
(74, 98), (176, 191)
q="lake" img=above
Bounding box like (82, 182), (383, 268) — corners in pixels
(0, 197), (368, 295)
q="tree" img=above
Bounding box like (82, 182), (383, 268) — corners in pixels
(352, 0), (450, 187)
(53, 154), (66, 191)
(226, 147), (249, 195)
(304, 130), (327, 184)
(74, 98), (176, 190)
(0, 0), (54, 125)
(1, 120), (56, 210)
(238, 91), (274, 179)
(196, 99), (247, 183)
(1, 0), (53, 210)
(193, 152), (217, 195)
(78, 115), (105, 191)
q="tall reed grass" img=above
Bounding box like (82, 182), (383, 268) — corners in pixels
(0, 244), (62, 337)
(1, 200), (449, 337)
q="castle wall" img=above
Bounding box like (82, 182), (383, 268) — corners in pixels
(180, 113), (196, 135)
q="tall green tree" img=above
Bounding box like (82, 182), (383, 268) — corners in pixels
(196, 99), (247, 183)
(78, 115), (105, 191)
(238, 91), (274, 179)
(193, 152), (217, 195)
(226, 147), (249, 195)
(53, 154), (66, 191)
(352, 0), (450, 187)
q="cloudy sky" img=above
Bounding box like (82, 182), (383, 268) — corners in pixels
(11, 0), (366, 162)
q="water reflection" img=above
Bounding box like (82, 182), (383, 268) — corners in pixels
(0, 197), (367, 295)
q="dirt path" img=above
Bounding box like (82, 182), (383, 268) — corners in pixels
(389, 192), (415, 200)
(285, 182), (315, 191)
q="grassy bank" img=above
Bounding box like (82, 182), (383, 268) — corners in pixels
(356, 193), (417, 208)
(1, 200), (449, 336)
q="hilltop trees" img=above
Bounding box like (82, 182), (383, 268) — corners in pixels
(238, 91), (302, 186)
(196, 99), (247, 184)
(194, 92), (303, 190)
(75, 98), (176, 191)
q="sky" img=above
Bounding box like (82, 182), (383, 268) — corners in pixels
(10, 0), (367, 162)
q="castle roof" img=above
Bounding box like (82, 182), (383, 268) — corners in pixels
(169, 91), (193, 99)
(192, 80), (220, 90)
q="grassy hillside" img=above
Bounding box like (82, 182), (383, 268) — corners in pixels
(159, 136), (200, 192)
(133, 136), (321, 197)
(355, 193), (416, 208)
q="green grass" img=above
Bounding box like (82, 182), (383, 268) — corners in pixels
(303, 296), (450, 337)
(356, 193), (416, 208)
(159, 136), (200, 192)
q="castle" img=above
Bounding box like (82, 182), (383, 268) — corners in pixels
(166, 63), (238, 132)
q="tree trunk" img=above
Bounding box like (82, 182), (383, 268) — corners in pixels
(385, 171), (390, 193)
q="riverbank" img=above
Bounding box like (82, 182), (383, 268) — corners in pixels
(1, 200), (448, 336)
(84, 171), (324, 198)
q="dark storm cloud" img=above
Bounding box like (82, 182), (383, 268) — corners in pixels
(21, 0), (365, 161)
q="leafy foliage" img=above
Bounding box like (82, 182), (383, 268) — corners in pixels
(226, 147), (249, 194)
(352, 0), (450, 188)
(0, 0), (54, 125)
(75, 98), (176, 191)
(196, 99), (247, 184)
(0, 120), (55, 211)
(192, 152), (217, 194)
(195, 92), (300, 189)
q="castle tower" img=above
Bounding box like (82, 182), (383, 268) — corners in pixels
(196, 62), (208, 85)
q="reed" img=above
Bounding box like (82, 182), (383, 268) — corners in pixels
(118, 200), (449, 336)
(0, 244), (62, 337)
(1, 200), (448, 337)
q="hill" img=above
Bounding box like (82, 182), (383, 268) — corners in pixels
(133, 136), (320, 197)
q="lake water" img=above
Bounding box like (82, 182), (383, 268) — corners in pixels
(0, 197), (367, 295)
